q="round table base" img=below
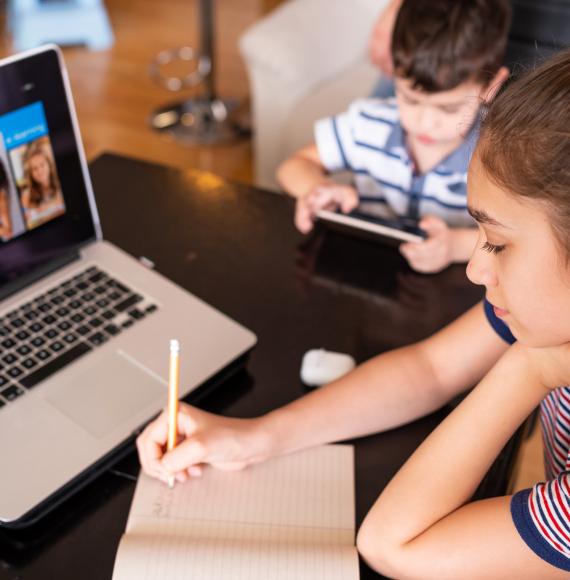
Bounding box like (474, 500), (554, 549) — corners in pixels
(149, 97), (250, 145)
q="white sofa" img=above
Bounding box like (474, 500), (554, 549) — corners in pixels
(239, 0), (389, 191)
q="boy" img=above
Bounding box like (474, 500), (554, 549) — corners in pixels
(277, 0), (510, 274)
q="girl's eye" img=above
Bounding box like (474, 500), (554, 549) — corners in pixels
(481, 241), (505, 254)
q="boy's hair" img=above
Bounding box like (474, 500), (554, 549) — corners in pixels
(477, 49), (570, 256)
(392, 0), (511, 93)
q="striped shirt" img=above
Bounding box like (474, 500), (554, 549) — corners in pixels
(484, 299), (570, 571)
(314, 98), (478, 228)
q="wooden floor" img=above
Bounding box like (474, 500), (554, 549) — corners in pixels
(1, 0), (264, 182)
(0, 0), (543, 493)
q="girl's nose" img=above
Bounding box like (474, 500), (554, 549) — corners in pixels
(466, 244), (498, 288)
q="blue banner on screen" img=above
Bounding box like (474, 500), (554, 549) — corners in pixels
(0, 102), (49, 151)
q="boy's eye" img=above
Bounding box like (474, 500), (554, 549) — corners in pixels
(402, 95), (418, 106)
(481, 241), (505, 254)
(439, 105), (461, 114)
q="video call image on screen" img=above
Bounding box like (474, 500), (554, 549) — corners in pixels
(0, 101), (66, 244)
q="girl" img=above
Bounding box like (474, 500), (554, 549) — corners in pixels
(137, 50), (570, 577)
(21, 142), (65, 229)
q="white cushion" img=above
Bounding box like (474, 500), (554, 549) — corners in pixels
(239, 0), (386, 88)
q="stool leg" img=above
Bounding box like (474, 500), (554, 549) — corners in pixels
(201, 0), (215, 102)
(148, 0), (249, 145)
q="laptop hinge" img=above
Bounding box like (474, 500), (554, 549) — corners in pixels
(0, 249), (81, 303)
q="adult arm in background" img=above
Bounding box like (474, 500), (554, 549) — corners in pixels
(368, 0), (403, 76)
(137, 302), (509, 483)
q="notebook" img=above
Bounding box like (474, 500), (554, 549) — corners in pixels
(112, 445), (358, 580)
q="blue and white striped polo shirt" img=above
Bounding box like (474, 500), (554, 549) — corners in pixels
(314, 98), (477, 228)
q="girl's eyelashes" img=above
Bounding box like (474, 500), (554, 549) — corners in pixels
(481, 240), (506, 254)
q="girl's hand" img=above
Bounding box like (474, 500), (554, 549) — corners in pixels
(522, 342), (570, 392)
(399, 215), (454, 273)
(136, 403), (271, 484)
(294, 183), (359, 233)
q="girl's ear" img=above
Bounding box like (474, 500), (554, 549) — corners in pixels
(482, 66), (510, 103)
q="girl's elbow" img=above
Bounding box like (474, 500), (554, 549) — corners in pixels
(357, 521), (403, 577)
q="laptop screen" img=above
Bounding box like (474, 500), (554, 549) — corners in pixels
(0, 47), (97, 297)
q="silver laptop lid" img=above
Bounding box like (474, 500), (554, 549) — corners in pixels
(0, 45), (100, 302)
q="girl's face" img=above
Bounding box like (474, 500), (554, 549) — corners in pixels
(466, 153), (570, 348)
(29, 153), (50, 187)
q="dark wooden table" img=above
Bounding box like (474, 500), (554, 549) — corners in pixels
(0, 153), (521, 579)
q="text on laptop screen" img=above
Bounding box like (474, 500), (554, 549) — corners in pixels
(0, 48), (97, 296)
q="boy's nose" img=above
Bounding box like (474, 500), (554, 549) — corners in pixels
(415, 109), (437, 135)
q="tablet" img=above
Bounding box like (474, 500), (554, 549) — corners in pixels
(316, 209), (427, 244)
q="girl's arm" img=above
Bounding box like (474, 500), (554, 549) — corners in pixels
(262, 302), (508, 456)
(357, 343), (566, 579)
(139, 303), (509, 480)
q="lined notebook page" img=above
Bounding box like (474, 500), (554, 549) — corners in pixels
(113, 445), (358, 580)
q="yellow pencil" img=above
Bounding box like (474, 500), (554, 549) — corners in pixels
(167, 339), (180, 489)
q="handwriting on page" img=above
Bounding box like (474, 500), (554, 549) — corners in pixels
(130, 445), (355, 532)
(150, 485), (174, 518)
(114, 445), (358, 580)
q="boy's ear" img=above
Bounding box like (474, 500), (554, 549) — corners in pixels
(482, 66), (510, 103)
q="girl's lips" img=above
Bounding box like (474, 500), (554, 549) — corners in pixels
(493, 305), (509, 318)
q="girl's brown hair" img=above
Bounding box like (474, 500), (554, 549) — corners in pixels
(24, 142), (60, 207)
(477, 48), (570, 255)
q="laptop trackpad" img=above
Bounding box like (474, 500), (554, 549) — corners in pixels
(45, 353), (165, 439)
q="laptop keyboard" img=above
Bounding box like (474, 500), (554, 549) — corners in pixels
(0, 266), (158, 406)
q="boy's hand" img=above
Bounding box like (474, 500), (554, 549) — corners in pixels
(136, 403), (269, 484)
(399, 215), (455, 273)
(295, 183), (359, 234)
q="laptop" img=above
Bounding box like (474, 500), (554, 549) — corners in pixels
(0, 45), (257, 527)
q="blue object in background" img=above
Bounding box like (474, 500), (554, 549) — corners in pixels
(9, 0), (114, 51)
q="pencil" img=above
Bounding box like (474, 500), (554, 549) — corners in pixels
(167, 338), (180, 489)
